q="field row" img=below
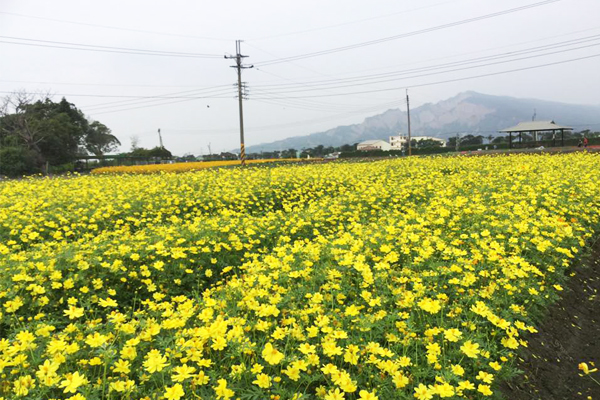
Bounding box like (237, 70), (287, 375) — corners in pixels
(90, 158), (304, 174)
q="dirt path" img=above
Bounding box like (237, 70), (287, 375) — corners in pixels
(500, 239), (600, 399)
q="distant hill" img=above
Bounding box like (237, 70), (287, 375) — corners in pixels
(244, 91), (600, 152)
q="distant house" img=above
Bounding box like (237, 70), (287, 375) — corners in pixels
(389, 135), (405, 149)
(389, 135), (446, 148)
(357, 140), (392, 151)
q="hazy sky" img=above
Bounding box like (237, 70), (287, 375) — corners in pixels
(1, 0), (599, 155)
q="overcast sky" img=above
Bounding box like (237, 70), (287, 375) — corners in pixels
(1, 0), (599, 155)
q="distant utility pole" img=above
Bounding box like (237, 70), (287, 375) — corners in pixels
(225, 40), (253, 165)
(532, 109), (537, 142)
(406, 89), (412, 156)
(158, 128), (164, 148)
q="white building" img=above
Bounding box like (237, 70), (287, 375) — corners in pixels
(389, 135), (406, 149)
(357, 140), (392, 151)
(389, 134), (445, 148)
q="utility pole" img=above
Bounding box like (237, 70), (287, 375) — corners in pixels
(532, 109), (537, 142)
(158, 128), (164, 148)
(406, 89), (412, 156)
(225, 40), (253, 165)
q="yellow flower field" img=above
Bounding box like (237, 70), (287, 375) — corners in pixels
(1, 153), (599, 399)
(91, 158), (304, 174)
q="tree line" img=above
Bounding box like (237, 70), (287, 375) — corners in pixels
(0, 92), (121, 176)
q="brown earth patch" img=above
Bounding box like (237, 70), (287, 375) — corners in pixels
(500, 240), (600, 399)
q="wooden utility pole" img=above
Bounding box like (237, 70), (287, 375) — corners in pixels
(225, 40), (253, 165)
(406, 89), (412, 156)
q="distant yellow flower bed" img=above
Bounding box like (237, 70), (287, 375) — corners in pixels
(91, 158), (304, 174)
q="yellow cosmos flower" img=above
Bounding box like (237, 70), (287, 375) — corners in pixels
(325, 388), (345, 400)
(451, 364), (465, 376)
(172, 364), (196, 382)
(443, 328), (462, 342)
(435, 382), (455, 398)
(63, 306), (84, 319)
(477, 384), (493, 396)
(85, 332), (108, 348)
(113, 359), (131, 374)
(460, 340), (480, 358)
(164, 383), (185, 400)
(252, 373), (272, 388)
(214, 378), (234, 400)
(261, 342), (284, 365)
(358, 389), (378, 400)
(579, 362), (598, 375)
(59, 371), (88, 394)
(13, 375), (36, 396)
(143, 349), (169, 373)
(413, 383), (434, 400)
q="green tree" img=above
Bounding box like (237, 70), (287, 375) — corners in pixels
(412, 139), (442, 148)
(85, 121), (121, 157)
(130, 146), (173, 158)
(0, 92), (120, 175)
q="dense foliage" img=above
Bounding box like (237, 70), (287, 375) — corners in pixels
(0, 93), (120, 176)
(0, 154), (599, 400)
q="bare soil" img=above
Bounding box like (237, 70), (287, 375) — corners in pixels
(500, 239), (600, 399)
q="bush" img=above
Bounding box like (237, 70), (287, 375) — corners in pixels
(0, 146), (38, 177)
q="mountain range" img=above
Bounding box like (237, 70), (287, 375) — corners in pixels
(244, 91), (600, 152)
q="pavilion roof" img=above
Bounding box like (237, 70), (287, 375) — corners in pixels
(499, 120), (573, 133)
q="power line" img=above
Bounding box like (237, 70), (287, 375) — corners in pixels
(0, 91), (236, 100)
(253, 68), (392, 107)
(84, 86), (236, 111)
(82, 85), (233, 109)
(249, 0), (462, 41)
(0, 11), (232, 42)
(0, 35), (223, 58)
(87, 92), (235, 115)
(252, 34), (600, 91)
(251, 94), (402, 114)
(248, 52), (600, 99)
(252, 0), (562, 66)
(160, 98), (408, 135)
(0, 79), (228, 89)
(250, 41), (600, 96)
(246, 43), (337, 80)
(250, 85), (404, 113)
(244, 99), (408, 133)
(248, 25), (600, 88)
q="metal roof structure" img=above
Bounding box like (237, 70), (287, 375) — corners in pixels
(499, 120), (573, 133)
(499, 120), (573, 149)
